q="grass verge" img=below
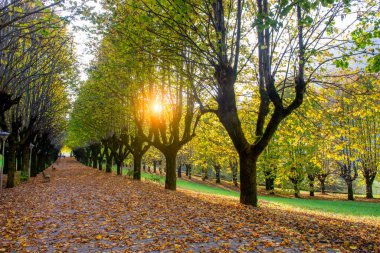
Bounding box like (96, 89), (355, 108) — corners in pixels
(113, 166), (380, 217)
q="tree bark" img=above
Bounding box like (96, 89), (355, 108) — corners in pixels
(308, 174), (315, 197)
(365, 177), (374, 199)
(85, 148), (91, 166)
(116, 162), (122, 176)
(21, 145), (30, 180)
(318, 178), (326, 194)
(177, 164), (182, 178)
(347, 180), (354, 201)
(98, 152), (104, 171)
(92, 154), (98, 169)
(186, 164), (191, 179)
(37, 152), (46, 173)
(31, 149), (38, 177)
(265, 172), (275, 192)
(164, 152), (177, 190)
(265, 176), (275, 194)
(202, 167), (208, 181)
(239, 152), (257, 206)
(214, 165), (221, 183)
(16, 150), (22, 171)
(153, 161), (157, 173)
(92, 159), (97, 169)
(294, 186), (301, 198)
(309, 181), (315, 197)
(232, 166), (238, 187)
(98, 159), (103, 170)
(133, 154), (142, 180)
(321, 181), (326, 194)
(105, 155), (112, 173)
(6, 147), (16, 188)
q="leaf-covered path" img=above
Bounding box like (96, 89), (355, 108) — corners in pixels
(0, 158), (378, 252)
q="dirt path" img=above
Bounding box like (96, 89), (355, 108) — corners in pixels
(0, 158), (378, 252)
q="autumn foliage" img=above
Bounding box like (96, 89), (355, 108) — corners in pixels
(0, 158), (378, 252)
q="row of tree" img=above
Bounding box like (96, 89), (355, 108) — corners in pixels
(67, 0), (379, 205)
(0, 0), (74, 187)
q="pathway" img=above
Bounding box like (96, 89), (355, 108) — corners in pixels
(0, 158), (378, 252)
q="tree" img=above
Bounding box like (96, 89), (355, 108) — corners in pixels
(1, 2), (73, 187)
(192, 113), (238, 185)
(80, 0), (376, 206)
(327, 78), (360, 200)
(114, 0), (360, 206)
(353, 76), (379, 198)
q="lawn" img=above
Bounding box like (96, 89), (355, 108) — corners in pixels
(85, 166), (380, 218)
(140, 170), (380, 218)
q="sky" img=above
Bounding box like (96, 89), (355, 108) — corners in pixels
(62, 0), (103, 81)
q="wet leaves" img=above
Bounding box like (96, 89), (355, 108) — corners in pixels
(0, 158), (378, 252)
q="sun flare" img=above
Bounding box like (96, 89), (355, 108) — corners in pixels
(152, 102), (163, 113)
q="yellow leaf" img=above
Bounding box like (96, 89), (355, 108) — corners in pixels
(95, 235), (102, 240)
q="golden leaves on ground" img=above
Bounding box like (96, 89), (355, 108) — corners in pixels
(0, 158), (378, 252)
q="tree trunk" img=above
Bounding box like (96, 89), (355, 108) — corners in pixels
(309, 181), (315, 197)
(264, 169), (275, 192)
(16, 150), (22, 171)
(31, 149), (38, 177)
(186, 164), (191, 179)
(294, 186), (300, 198)
(232, 167), (238, 187)
(6, 147), (16, 188)
(215, 165), (221, 183)
(365, 177), (374, 199)
(21, 146), (30, 180)
(98, 160), (102, 170)
(37, 152), (46, 173)
(319, 179), (326, 194)
(116, 162), (122, 176)
(86, 148), (91, 166)
(308, 174), (315, 197)
(98, 156), (103, 171)
(239, 153), (257, 206)
(133, 154), (142, 180)
(265, 177), (270, 190)
(92, 155), (98, 169)
(267, 177), (275, 194)
(164, 152), (177, 190)
(177, 164), (182, 178)
(105, 156), (112, 173)
(185, 165), (189, 176)
(153, 161), (157, 173)
(202, 167), (208, 181)
(347, 180), (354, 201)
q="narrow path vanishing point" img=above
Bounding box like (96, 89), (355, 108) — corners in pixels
(0, 158), (378, 252)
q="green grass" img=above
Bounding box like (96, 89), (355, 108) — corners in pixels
(143, 171), (240, 197)
(114, 166), (380, 217)
(258, 196), (380, 217)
